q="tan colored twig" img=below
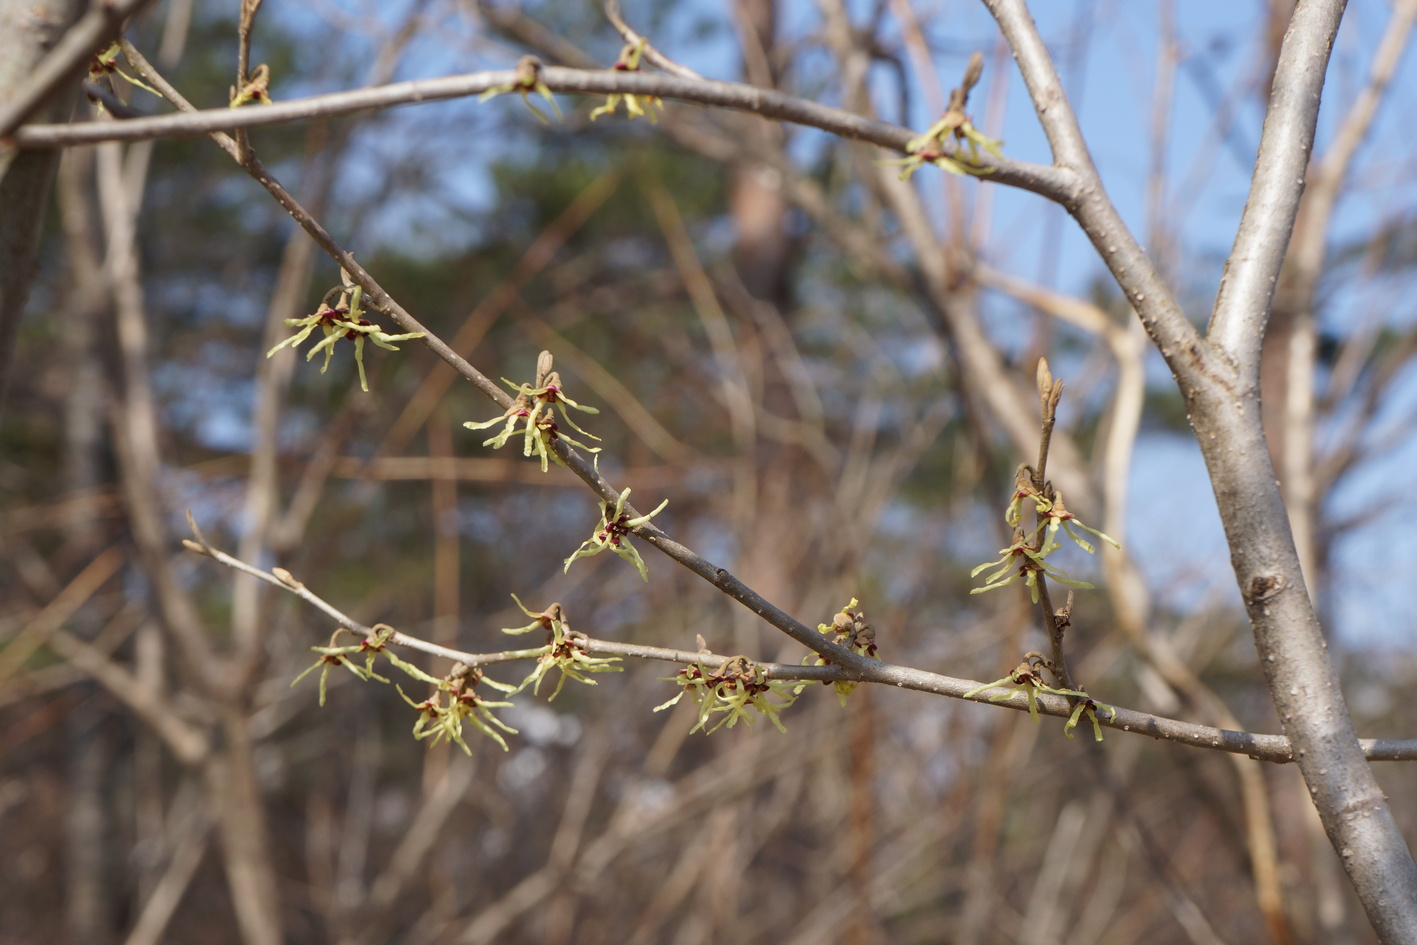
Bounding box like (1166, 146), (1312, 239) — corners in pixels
(0, 543), (123, 686)
(603, 1), (702, 79)
(183, 513), (1417, 765)
(12, 65), (1076, 202)
(46, 626), (210, 765)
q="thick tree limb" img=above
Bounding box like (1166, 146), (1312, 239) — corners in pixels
(987, 0), (1417, 939)
(0, 0), (86, 415)
(1207, 0), (1348, 370)
(981, 0), (1205, 383)
(1200, 3), (1417, 940)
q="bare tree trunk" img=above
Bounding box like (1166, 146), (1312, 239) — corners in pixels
(1192, 4), (1417, 936)
(205, 712), (284, 945)
(729, 0), (790, 306)
(0, 0), (85, 414)
(984, 0), (1417, 938)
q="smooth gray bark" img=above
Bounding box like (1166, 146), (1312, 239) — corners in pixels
(985, 0), (1417, 939)
(1195, 4), (1417, 939)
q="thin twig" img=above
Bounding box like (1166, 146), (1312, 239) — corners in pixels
(1027, 359), (1075, 691)
(183, 513), (1417, 765)
(603, 1), (703, 79)
(236, 0), (263, 93)
(11, 65), (1077, 202)
(120, 47), (864, 681)
(1033, 358), (1062, 487)
(233, 0), (265, 162)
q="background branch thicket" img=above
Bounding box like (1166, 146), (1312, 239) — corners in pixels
(3, 0), (1417, 943)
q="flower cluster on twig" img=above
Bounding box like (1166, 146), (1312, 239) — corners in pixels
(464, 350), (601, 472)
(290, 624), (400, 706)
(654, 655), (799, 734)
(478, 55), (561, 123)
(971, 464), (1118, 603)
(963, 652), (1114, 741)
(399, 662), (520, 753)
(883, 51), (1003, 180)
(563, 486), (668, 581)
(966, 362), (1116, 739)
(267, 269), (424, 391)
(501, 596), (622, 699)
(230, 63), (272, 107)
(590, 39), (664, 122)
(89, 44), (161, 102)
(290, 623), (520, 752)
(798, 597), (877, 706)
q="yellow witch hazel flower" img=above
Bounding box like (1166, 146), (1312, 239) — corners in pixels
(88, 44), (162, 101)
(229, 63), (273, 107)
(963, 654), (1115, 740)
(971, 465), (1118, 603)
(563, 487), (668, 581)
(500, 596), (622, 699)
(1063, 694), (1114, 742)
(882, 51), (1003, 181)
(465, 351), (601, 472)
(654, 655), (799, 734)
(798, 597), (878, 706)
(1039, 491), (1118, 556)
(970, 531), (1095, 603)
(267, 270), (424, 391)
(397, 664), (520, 753)
(590, 39), (663, 122)
(890, 111), (1003, 181)
(290, 626), (394, 707)
(479, 55), (562, 123)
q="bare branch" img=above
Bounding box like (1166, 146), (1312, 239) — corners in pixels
(1207, 0), (1348, 369)
(1292, 0), (1417, 290)
(46, 627), (210, 765)
(236, 0), (263, 94)
(0, 543), (122, 687)
(99, 128), (223, 690)
(185, 515), (1417, 766)
(0, 0), (86, 416)
(981, 0), (1205, 383)
(12, 65), (1077, 202)
(122, 809), (210, 945)
(603, 1), (702, 79)
(986, 1), (1417, 933)
(232, 0), (265, 161)
(1173, 0), (1417, 936)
